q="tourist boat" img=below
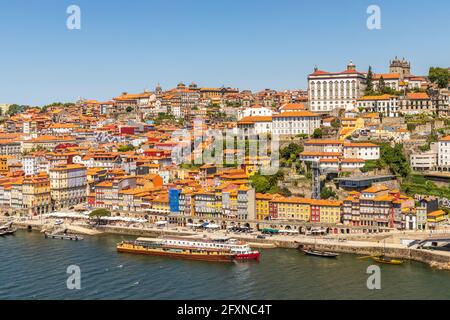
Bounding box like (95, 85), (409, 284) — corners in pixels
(117, 237), (236, 262)
(208, 237), (260, 261)
(371, 255), (403, 265)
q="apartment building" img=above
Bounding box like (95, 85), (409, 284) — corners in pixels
(50, 164), (87, 210)
(272, 111), (321, 136)
(343, 142), (380, 160)
(22, 172), (51, 215)
(400, 92), (434, 115)
(410, 151), (437, 171)
(343, 185), (414, 229)
(438, 136), (450, 168)
(237, 116), (272, 136)
(0, 140), (21, 156)
(356, 94), (399, 117)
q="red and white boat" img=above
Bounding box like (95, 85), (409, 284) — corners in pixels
(159, 236), (260, 261)
(210, 237), (260, 261)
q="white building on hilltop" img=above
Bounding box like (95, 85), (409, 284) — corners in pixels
(438, 136), (450, 169)
(272, 111), (321, 136)
(356, 94), (399, 117)
(237, 105), (273, 120)
(308, 61), (367, 113)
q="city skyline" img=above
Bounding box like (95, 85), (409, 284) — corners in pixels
(1, 0), (449, 105)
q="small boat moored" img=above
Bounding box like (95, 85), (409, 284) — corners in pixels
(299, 246), (339, 258)
(371, 255), (403, 265)
(297, 241), (339, 258)
(369, 239), (403, 265)
(44, 232), (84, 241)
(3, 228), (17, 235)
(0, 222), (16, 236)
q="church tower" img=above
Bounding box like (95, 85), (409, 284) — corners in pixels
(389, 57), (411, 79)
(155, 83), (162, 96)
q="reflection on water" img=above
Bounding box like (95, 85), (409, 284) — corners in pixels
(0, 231), (449, 300)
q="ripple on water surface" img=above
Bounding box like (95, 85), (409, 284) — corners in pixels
(1, 231), (450, 299)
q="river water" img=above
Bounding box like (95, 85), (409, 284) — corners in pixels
(1, 230), (449, 300)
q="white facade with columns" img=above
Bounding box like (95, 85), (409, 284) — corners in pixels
(308, 62), (367, 113)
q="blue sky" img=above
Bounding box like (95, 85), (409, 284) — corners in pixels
(0, 0), (448, 106)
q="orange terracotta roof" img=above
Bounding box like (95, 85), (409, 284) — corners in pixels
(305, 139), (342, 145)
(237, 116), (272, 124)
(301, 151), (342, 157)
(273, 111), (319, 118)
(373, 73), (400, 80)
(341, 158), (365, 163)
(344, 142), (379, 148)
(406, 92), (430, 100)
(362, 184), (388, 193)
(280, 103), (305, 111)
(357, 94), (396, 101)
(428, 210), (446, 217)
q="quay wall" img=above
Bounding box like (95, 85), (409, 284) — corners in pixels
(98, 225), (196, 237)
(294, 240), (450, 270)
(11, 220), (450, 270)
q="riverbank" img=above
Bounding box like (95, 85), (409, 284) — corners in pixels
(7, 218), (450, 270)
(4, 231), (450, 299)
(295, 238), (450, 271)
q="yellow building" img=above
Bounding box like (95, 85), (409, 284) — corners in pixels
(147, 194), (170, 214)
(312, 199), (342, 224)
(339, 117), (364, 140)
(243, 156), (272, 177)
(256, 193), (274, 220)
(0, 156), (9, 172)
(427, 209), (447, 228)
(22, 172), (51, 215)
(0, 156), (19, 173)
(271, 197), (311, 221)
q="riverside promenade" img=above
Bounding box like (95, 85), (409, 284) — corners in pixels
(6, 216), (450, 270)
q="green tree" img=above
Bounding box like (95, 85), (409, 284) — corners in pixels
(331, 118), (340, 128)
(126, 106), (134, 113)
(8, 104), (23, 116)
(379, 143), (411, 178)
(360, 160), (380, 173)
(418, 143), (431, 152)
(89, 208), (111, 218)
(312, 128), (323, 138)
(365, 66), (374, 94)
(118, 144), (135, 152)
(280, 143), (303, 161)
(250, 171), (285, 194)
(378, 76), (386, 93)
(250, 175), (271, 193)
(429, 67), (450, 88)
(320, 186), (336, 200)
